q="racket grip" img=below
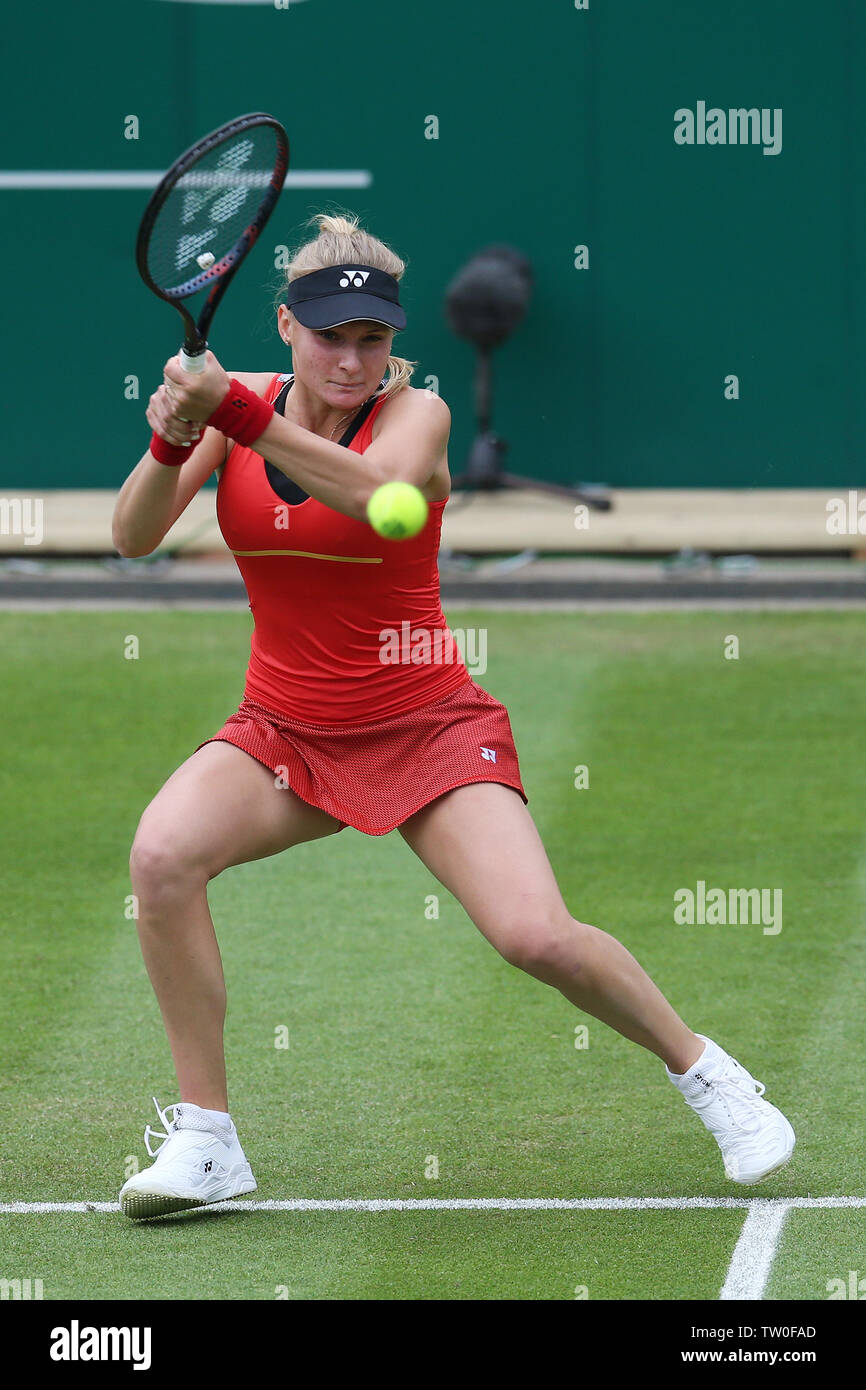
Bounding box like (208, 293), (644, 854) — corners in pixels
(177, 344), (207, 430)
(179, 346), (208, 374)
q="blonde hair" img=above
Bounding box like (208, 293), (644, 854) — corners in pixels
(277, 211), (417, 401)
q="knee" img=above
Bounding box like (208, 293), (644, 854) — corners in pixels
(129, 825), (211, 901)
(499, 915), (585, 977)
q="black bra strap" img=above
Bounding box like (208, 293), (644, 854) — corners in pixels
(264, 375), (384, 505)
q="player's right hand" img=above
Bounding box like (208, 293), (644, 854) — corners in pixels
(146, 383), (203, 447)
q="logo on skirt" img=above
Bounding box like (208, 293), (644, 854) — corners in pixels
(480, 747), (497, 762)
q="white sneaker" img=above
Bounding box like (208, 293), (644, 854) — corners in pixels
(120, 1097), (257, 1220)
(667, 1035), (796, 1184)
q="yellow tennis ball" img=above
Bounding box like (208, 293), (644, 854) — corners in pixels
(366, 481), (429, 540)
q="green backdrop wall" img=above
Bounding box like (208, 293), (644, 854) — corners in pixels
(1, 0), (862, 489)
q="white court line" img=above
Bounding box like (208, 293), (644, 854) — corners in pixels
(3, 1194), (857, 1300)
(1, 1196), (864, 1214)
(0, 170), (371, 190)
(719, 1200), (791, 1301)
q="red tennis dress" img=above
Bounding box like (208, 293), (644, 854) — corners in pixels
(197, 372), (528, 835)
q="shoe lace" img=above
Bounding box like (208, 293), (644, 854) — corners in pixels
(143, 1095), (179, 1158)
(706, 1062), (767, 1132)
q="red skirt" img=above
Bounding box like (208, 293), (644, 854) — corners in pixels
(196, 678), (528, 836)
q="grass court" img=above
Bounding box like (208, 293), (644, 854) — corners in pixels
(1, 608), (863, 1300)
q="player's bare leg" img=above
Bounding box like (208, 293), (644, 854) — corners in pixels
(129, 740), (342, 1111)
(120, 740), (345, 1217)
(398, 782), (796, 1183)
(399, 782), (702, 1071)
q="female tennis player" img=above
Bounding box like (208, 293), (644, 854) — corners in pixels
(112, 213), (794, 1219)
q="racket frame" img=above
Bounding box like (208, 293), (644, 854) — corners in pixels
(135, 112), (289, 374)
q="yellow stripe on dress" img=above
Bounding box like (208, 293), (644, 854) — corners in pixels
(231, 549), (383, 563)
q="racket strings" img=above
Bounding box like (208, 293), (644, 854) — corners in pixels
(145, 126), (281, 294)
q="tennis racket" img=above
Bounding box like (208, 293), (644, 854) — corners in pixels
(136, 112), (289, 381)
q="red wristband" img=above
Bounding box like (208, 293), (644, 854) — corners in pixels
(149, 430), (201, 467)
(206, 379), (274, 446)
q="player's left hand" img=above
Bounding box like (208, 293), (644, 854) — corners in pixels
(162, 350), (231, 422)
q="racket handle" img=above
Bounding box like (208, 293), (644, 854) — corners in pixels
(176, 344), (206, 435)
(179, 345), (208, 374)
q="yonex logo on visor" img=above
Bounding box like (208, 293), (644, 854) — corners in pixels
(285, 263), (406, 330)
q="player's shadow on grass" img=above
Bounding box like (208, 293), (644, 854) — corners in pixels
(125, 1204), (256, 1228)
